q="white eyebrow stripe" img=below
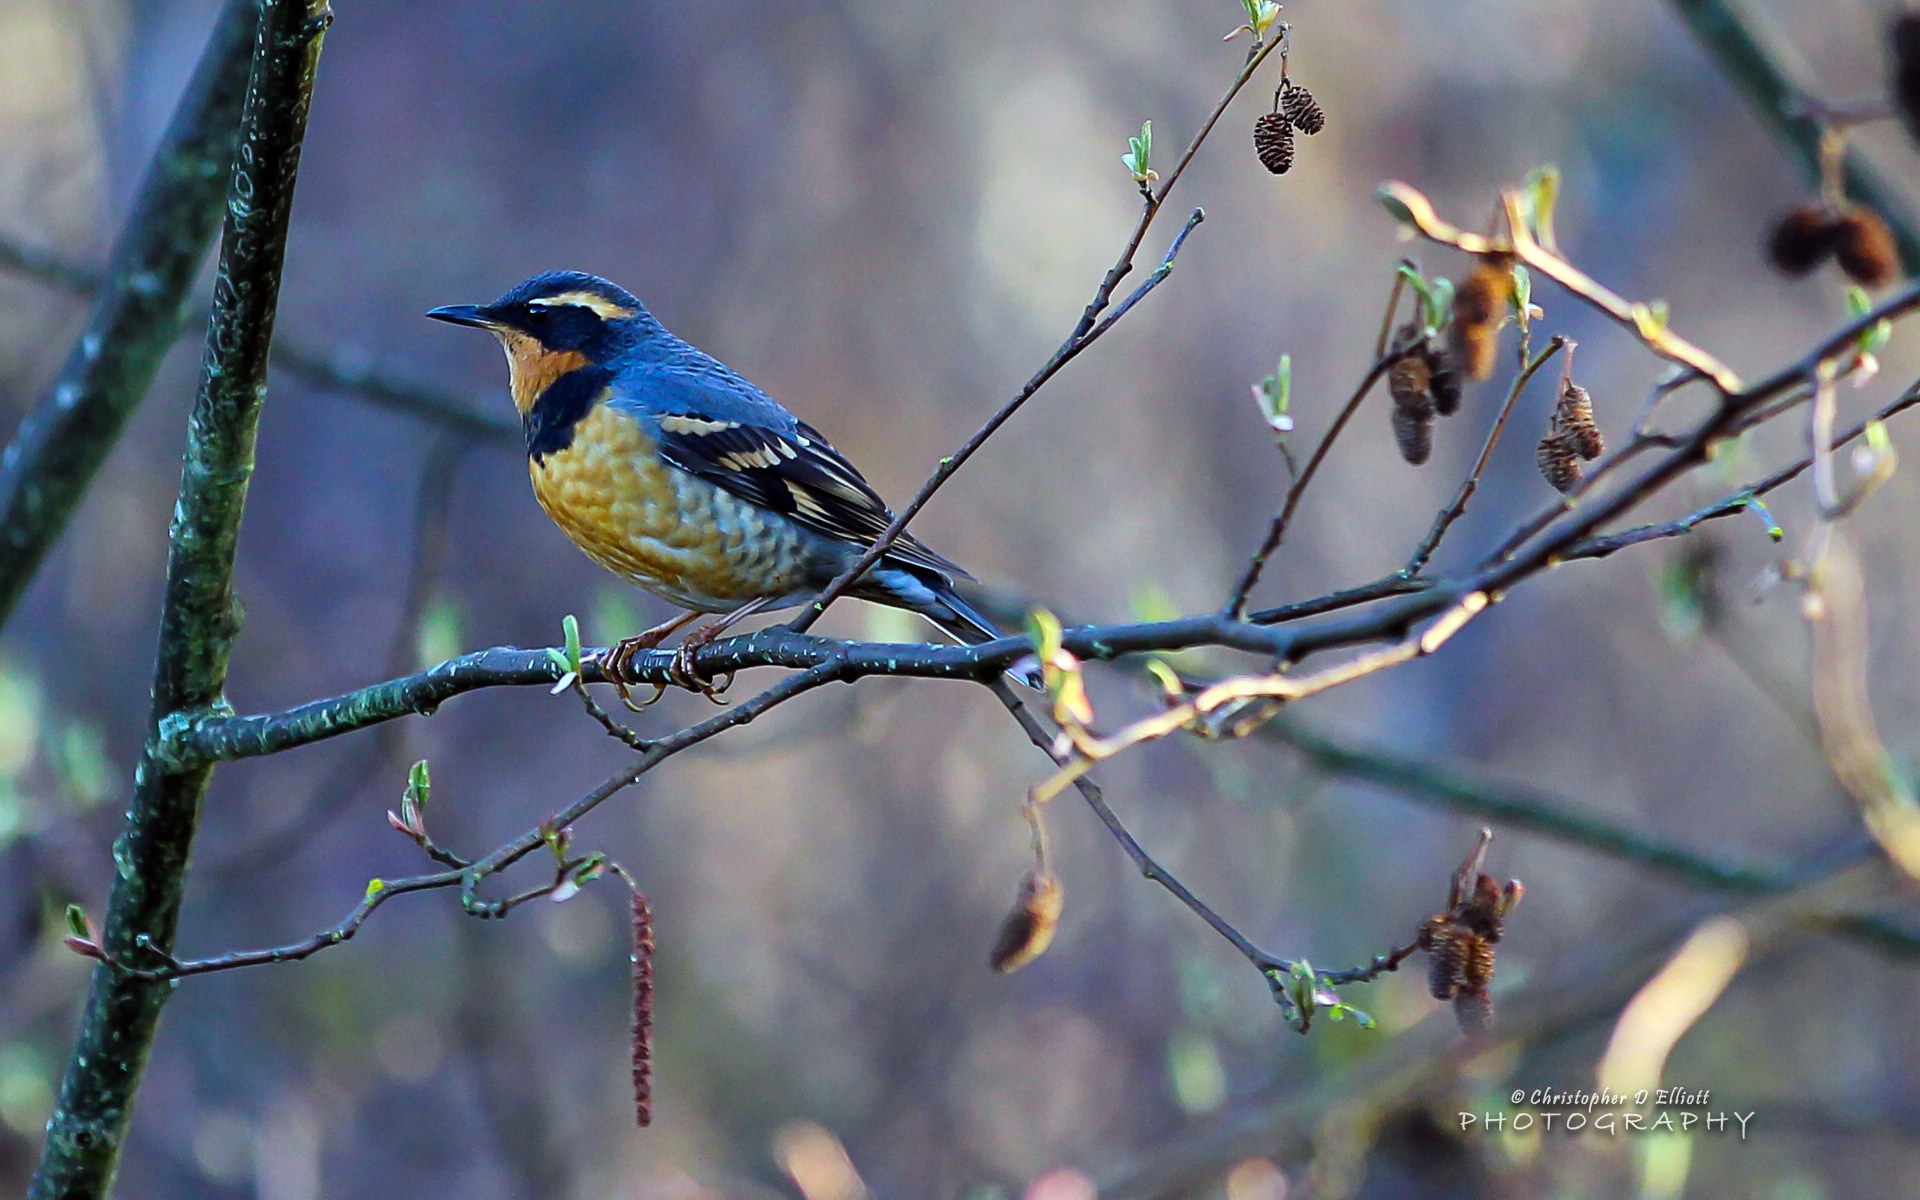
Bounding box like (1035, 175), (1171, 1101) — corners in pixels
(527, 290), (637, 319)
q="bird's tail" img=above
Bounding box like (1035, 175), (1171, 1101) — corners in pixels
(862, 566), (1042, 688)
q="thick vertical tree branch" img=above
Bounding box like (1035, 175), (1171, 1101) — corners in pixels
(32, 4), (331, 1196)
(0, 0), (259, 627)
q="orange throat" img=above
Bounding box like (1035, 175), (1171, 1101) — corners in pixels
(499, 331), (591, 415)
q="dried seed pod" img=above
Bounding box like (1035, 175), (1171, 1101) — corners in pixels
(1833, 207), (1901, 289)
(1252, 111), (1296, 174)
(1424, 344), (1463, 416)
(1535, 432), (1582, 493)
(1449, 261), (1508, 382)
(1280, 81), (1326, 135)
(1554, 381), (1604, 460)
(1893, 13), (1920, 144)
(1391, 402), (1435, 466)
(989, 870), (1063, 973)
(1767, 205), (1840, 277)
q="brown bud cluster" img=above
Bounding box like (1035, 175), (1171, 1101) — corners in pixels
(989, 870), (1063, 973)
(1253, 111), (1295, 175)
(1765, 204), (1901, 289)
(1280, 81), (1326, 136)
(1449, 258), (1511, 381)
(1415, 832), (1522, 1034)
(1893, 13), (1920, 145)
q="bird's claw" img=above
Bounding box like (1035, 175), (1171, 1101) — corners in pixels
(668, 641), (733, 704)
(598, 634), (671, 711)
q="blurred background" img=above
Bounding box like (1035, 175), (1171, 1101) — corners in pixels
(3, 0), (1920, 1196)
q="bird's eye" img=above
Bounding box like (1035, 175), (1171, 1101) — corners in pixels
(524, 304), (552, 324)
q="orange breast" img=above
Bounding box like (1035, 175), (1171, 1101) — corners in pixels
(529, 404), (815, 611)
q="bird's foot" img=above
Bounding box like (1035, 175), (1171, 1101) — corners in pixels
(596, 613), (699, 712)
(669, 622), (735, 704)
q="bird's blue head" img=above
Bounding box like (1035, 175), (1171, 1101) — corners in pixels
(428, 271), (659, 413)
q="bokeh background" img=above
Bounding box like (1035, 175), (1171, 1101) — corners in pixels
(3, 1), (1920, 1196)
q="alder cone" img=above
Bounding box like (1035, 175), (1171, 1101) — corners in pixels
(1392, 402), (1435, 466)
(1833, 207), (1900, 289)
(1280, 81), (1326, 135)
(1555, 382), (1604, 460)
(1766, 205), (1839, 277)
(1389, 355), (1434, 415)
(1425, 345), (1463, 415)
(1253, 111), (1295, 175)
(1536, 433), (1581, 493)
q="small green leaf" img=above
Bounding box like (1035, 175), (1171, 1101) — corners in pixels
(1396, 263), (1435, 317)
(1522, 166), (1561, 250)
(1144, 658), (1185, 698)
(1123, 121), (1155, 184)
(365, 878), (386, 901)
(1426, 278), (1455, 333)
(562, 613), (582, 674)
(1849, 287), (1893, 353)
(64, 903), (89, 939)
(402, 759), (430, 827)
(1510, 263), (1532, 316)
(1631, 301), (1670, 339)
(1025, 609), (1065, 666)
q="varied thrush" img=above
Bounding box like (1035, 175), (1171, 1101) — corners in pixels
(429, 271), (1012, 698)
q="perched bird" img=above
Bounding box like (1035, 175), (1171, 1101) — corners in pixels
(428, 270), (1015, 698)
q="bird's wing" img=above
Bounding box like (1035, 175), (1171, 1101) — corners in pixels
(613, 365), (969, 579)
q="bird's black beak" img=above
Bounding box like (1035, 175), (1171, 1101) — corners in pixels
(426, 303), (497, 329)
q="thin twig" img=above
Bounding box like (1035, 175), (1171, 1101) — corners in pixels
(1225, 352), (1405, 616)
(1404, 336), (1567, 575)
(789, 35), (1286, 635)
(990, 679), (1282, 974)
